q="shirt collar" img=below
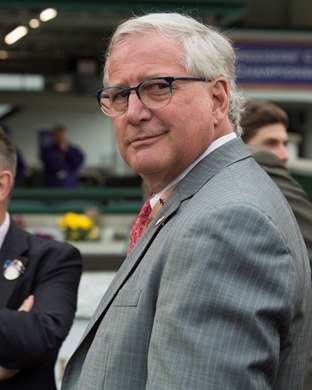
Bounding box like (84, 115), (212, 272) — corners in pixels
(150, 132), (236, 208)
(0, 212), (10, 249)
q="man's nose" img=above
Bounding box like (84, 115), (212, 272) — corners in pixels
(126, 92), (151, 123)
(278, 145), (289, 163)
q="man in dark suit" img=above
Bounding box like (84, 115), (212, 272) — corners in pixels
(62, 13), (311, 390)
(0, 128), (82, 389)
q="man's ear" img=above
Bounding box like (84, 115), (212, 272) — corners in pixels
(0, 170), (14, 202)
(211, 77), (229, 126)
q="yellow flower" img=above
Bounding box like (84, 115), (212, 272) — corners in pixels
(78, 214), (94, 230)
(58, 212), (94, 231)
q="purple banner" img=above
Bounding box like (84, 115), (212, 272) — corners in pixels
(234, 40), (312, 86)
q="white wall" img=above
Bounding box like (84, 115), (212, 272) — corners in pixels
(0, 91), (132, 174)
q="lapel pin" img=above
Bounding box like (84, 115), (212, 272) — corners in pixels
(3, 259), (26, 281)
(155, 216), (165, 227)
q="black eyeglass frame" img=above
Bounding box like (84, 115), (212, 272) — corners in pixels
(93, 76), (207, 117)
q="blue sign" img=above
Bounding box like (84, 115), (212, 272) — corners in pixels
(234, 40), (312, 86)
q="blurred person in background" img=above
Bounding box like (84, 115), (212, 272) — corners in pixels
(0, 128), (82, 389)
(241, 100), (289, 162)
(41, 124), (85, 188)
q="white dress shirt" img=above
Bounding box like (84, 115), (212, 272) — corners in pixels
(150, 132), (237, 208)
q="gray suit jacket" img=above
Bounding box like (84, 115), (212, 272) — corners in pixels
(247, 145), (312, 390)
(248, 145), (312, 266)
(62, 138), (312, 390)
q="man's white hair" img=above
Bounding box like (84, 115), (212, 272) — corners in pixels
(104, 12), (244, 135)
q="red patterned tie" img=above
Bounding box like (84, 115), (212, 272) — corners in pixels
(128, 196), (152, 254)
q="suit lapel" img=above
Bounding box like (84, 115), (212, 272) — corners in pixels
(0, 219), (29, 308)
(177, 137), (250, 201)
(79, 195), (180, 342)
(78, 137), (251, 344)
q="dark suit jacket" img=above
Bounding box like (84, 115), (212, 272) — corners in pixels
(0, 219), (82, 389)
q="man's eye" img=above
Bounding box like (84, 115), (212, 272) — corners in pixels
(144, 82), (169, 94)
(264, 140), (278, 147)
(112, 90), (128, 102)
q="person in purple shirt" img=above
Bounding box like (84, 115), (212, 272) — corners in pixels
(41, 124), (84, 188)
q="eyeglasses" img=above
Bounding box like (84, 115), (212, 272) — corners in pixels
(94, 76), (207, 117)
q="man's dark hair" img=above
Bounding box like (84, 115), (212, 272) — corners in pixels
(241, 100), (289, 143)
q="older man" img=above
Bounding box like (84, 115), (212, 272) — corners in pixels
(62, 13), (311, 389)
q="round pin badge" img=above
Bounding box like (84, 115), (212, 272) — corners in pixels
(3, 259), (25, 280)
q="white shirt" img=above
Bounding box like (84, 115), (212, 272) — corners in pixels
(0, 212), (10, 249)
(150, 133), (237, 208)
